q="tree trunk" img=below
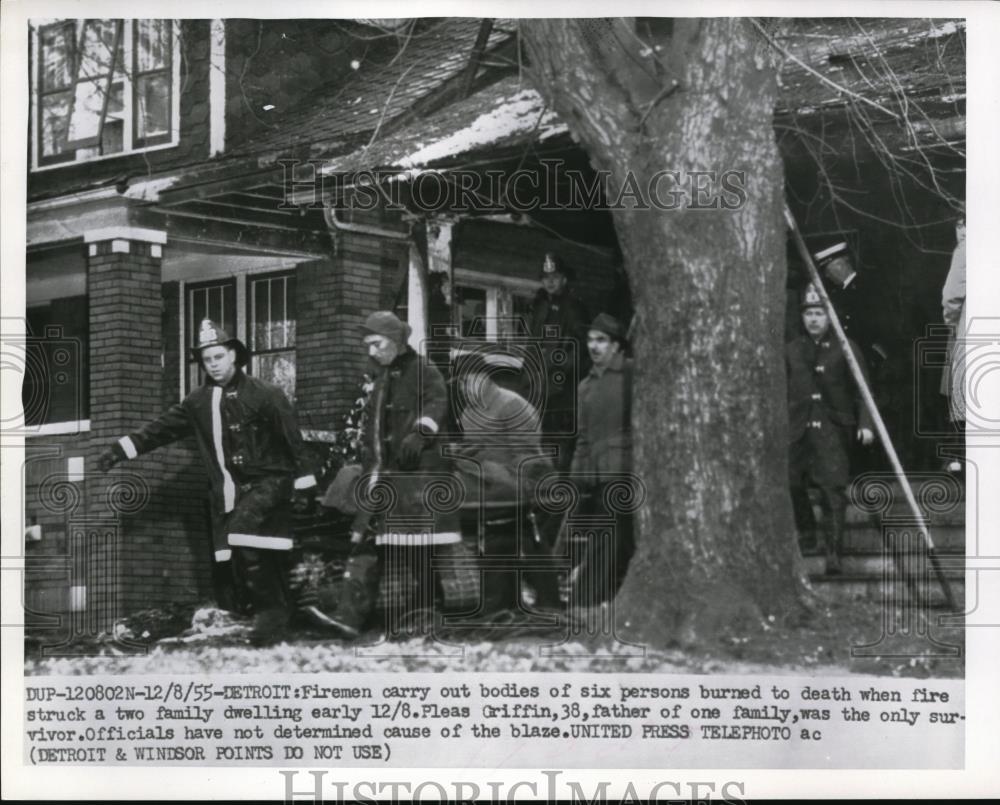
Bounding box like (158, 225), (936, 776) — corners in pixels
(520, 18), (808, 646)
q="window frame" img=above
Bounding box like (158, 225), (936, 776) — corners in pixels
(30, 18), (181, 172)
(452, 268), (537, 343)
(245, 269), (297, 399)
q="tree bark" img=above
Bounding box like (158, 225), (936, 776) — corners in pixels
(520, 18), (808, 646)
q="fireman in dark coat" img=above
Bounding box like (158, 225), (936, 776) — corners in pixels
(529, 252), (590, 471)
(97, 318), (317, 642)
(787, 286), (875, 574)
(316, 311), (477, 639)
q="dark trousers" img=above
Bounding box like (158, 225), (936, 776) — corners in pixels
(211, 476), (293, 615)
(215, 548), (290, 615)
(568, 482), (635, 606)
(790, 483), (846, 558)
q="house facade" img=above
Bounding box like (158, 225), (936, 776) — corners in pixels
(21, 17), (964, 640)
(22, 19), (623, 640)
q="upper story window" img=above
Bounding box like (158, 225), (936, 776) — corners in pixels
(31, 19), (179, 170)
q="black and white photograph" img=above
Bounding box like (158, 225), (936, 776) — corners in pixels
(2, 0), (998, 799)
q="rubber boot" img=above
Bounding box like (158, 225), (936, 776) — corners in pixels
(239, 548), (290, 645)
(323, 548), (381, 641)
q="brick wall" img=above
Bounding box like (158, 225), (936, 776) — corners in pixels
(295, 226), (408, 432)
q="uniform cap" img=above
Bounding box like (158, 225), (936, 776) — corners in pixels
(813, 241), (849, 265)
(190, 318), (249, 366)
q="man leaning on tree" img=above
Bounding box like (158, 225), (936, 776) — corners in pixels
(97, 318), (317, 644)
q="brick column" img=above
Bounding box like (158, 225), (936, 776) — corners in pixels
(86, 229), (165, 433)
(83, 228), (211, 620)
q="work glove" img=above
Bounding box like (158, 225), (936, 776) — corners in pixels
(398, 431), (427, 470)
(97, 447), (121, 473)
(857, 428), (874, 447)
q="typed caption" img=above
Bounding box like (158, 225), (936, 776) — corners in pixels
(23, 672), (963, 768)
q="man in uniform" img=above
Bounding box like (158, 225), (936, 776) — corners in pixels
(319, 311), (477, 639)
(787, 286), (875, 574)
(97, 318), (317, 643)
(568, 313), (635, 604)
(529, 252), (589, 471)
(812, 242), (890, 369)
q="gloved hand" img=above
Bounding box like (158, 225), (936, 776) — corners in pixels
(97, 448), (121, 473)
(398, 431), (426, 469)
(291, 489), (316, 516)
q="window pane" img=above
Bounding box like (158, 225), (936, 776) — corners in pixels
(455, 286), (487, 339)
(253, 353), (296, 401)
(101, 118), (124, 154)
(41, 92), (72, 156)
(249, 275), (296, 352)
(77, 20), (119, 77)
(67, 21), (120, 146)
(136, 73), (170, 139)
(67, 77), (110, 143)
(252, 278), (270, 351)
(136, 20), (170, 72)
(271, 278), (287, 348)
(40, 25), (73, 90)
(105, 81), (124, 117)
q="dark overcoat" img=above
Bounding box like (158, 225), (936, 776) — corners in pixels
(354, 348), (461, 546)
(786, 333), (873, 488)
(112, 370), (315, 560)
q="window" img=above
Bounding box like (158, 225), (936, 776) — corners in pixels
(32, 19), (178, 169)
(452, 273), (535, 342)
(248, 272), (297, 400)
(453, 286), (489, 339)
(184, 272), (297, 400)
(23, 296), (89, 427)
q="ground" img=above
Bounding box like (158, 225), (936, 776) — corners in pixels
(24, 597), (963, 678)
